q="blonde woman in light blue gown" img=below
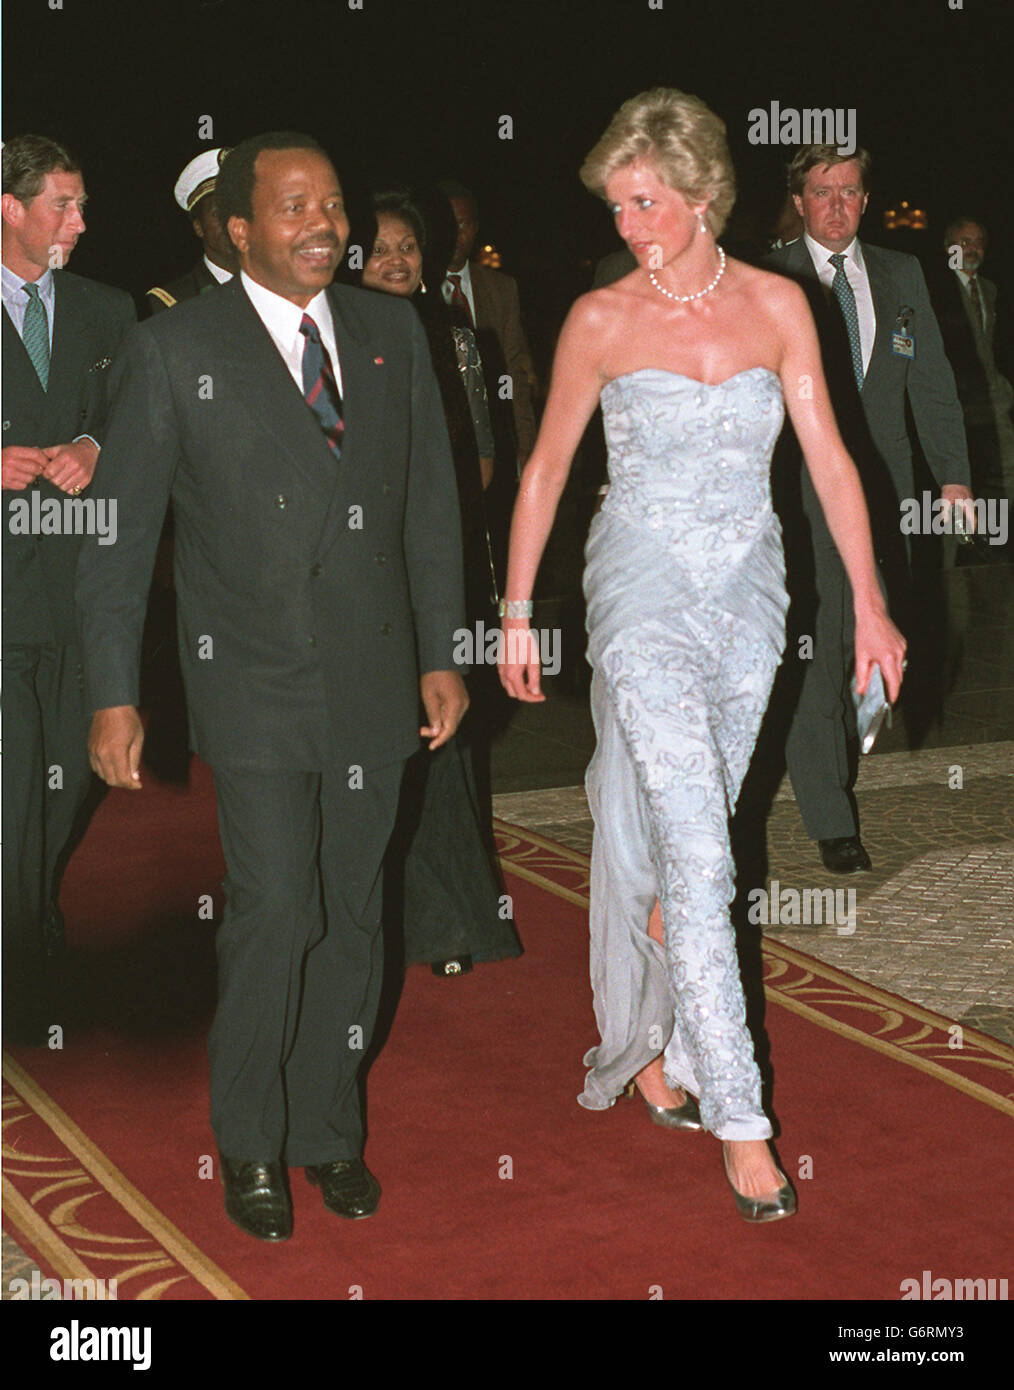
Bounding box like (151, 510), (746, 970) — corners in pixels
(498, 89), (906, 1222)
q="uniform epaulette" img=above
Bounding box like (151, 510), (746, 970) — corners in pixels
(147, 287), (177, 309)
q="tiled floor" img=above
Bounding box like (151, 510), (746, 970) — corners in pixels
(494, 742), (1014, 1046)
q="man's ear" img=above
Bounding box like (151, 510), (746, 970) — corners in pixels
(227, 216), (249, 256)
(192, 216), (205, 244)
(1, 192), (25, 231)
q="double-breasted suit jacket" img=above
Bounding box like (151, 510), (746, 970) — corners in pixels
(76, 273), (466, 1161)
(76, 275), (465, 777)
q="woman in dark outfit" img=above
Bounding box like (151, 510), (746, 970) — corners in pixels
(362, 189), (521, 975)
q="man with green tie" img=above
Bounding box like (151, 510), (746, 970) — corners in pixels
(1, 134), (135, 1043)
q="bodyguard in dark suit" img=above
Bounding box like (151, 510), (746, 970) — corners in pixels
(928, 218), (1014, 509)
(437, 181), (538, 470)
(767, 146), (971, 872)
(77, 133), (468, 1241)
(2, 134), (135, 1043)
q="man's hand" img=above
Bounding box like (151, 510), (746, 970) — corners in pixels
(419, 670), (469, 750)
(2, 444), (49, 491)
(940, 483), (976, 534)
(42, 439), (100, 494)
(89, 706), (144, 789)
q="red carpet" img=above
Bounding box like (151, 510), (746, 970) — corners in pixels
(4, 761), (1012, 1300)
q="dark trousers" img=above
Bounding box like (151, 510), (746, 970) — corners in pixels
(2, 643), (92, 1011)
(208, 760), (405, 1166)
(784, 547), (859, 841)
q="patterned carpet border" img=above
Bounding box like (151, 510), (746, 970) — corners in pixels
(2, 1057), (248, 1301)
(5, 818), (1010, 1299)
(492, 819), (1014, 1119)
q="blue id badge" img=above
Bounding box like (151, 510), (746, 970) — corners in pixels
(892, 306), (915, 358)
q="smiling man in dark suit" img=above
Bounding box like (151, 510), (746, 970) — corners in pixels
(767, 145), (971, 873)
(76, 132), (468, 1241)
(2, 134), (135, 1044)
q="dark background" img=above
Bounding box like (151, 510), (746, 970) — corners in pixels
(6, 0), (1013, 373)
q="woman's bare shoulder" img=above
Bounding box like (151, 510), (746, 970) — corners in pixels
(731, 258), (809, 312)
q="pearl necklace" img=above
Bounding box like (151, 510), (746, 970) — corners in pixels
(648, 245), (726, 303)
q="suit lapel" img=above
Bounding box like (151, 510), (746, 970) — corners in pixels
(215, 278), (342, 500)
(2, 305), (46, 409)
(982, 277), (997, 346)
(468, 265), (491, 329)
(315, 285), (388, 553)
(47, 273), (93, 415)
(861, 245), (897, 381)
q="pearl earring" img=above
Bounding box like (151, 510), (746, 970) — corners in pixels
(698, 214), (708, 235)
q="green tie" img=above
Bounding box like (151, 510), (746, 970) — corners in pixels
(22, 281), (51, 390)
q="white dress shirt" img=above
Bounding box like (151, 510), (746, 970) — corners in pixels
(2, 263), (56, 347)
(240, 269), (343, 396)
(442, 258), (476, 323)
(804, 232), (876, 376)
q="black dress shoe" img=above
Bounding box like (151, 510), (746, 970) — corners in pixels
(818, 836), (872, 873)
(219, 1155), (292, 1242)
(431, 954), (473, 977)
(306, 1159), (381, 1220)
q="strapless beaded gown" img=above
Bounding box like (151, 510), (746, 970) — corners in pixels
(580, 367), (789, 1140)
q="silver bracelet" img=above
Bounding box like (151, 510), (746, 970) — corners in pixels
(498, 599), (533, 619)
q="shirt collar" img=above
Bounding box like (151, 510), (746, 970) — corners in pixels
(1, 262), (55, 306)
(804, 232), (865, 273)
(446, 260), (472, 288)
(240, 269), (330, 350)
(203, 255), (233, 285)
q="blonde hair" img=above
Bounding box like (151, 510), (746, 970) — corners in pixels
(580, 87), (736, 236)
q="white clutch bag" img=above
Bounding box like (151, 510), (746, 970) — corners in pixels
(851, 662), (892, 755)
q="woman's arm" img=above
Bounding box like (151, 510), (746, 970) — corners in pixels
(774, 278), (907, 699)
(498, 294), (611, 701)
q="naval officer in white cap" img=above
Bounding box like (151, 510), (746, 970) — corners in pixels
(145, 147), (236, 315)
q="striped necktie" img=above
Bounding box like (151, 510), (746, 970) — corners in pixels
(299, 313), (344, 458)
(829, 252), (864, 391)
(22, 281), (51, 390)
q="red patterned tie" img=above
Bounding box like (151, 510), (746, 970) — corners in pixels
(299, 313), (344, 458)
(446, 273), (474, 328)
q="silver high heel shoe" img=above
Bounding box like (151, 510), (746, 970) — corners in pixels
(722, 1146), (797, 1222)
(624, 1081), (704, 1131)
